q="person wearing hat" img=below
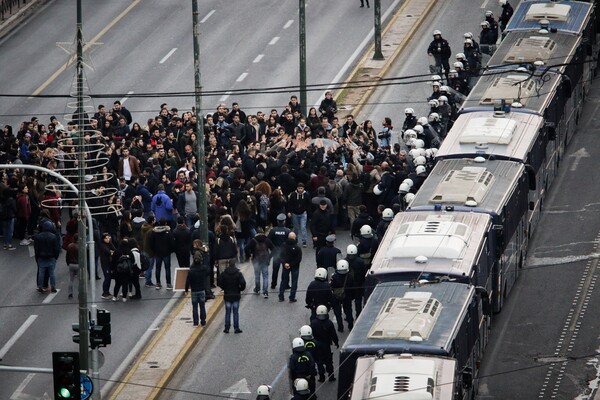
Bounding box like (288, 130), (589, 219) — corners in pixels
(310, 199), (334, 257)
(310, 186), (333, 213)
(268, 213), (291, 290)
(316, 234), (341, 279)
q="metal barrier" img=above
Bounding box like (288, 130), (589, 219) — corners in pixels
(0, 0), (27, 21)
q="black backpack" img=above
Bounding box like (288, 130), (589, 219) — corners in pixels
(116, 254), (133, 274)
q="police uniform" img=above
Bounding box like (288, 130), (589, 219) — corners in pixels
(267, 214), (291, 289)
(347, 254), (367, 317)
(289, 348), (317, 396)
(310, 316), (339, 382)
(316, 235), (341, 276)
(305, 278), (334, 320)
(330, 270), (355, 332)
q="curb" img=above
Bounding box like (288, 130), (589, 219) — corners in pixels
(336, 0), (438, 118)
(147, 295), (224, 400)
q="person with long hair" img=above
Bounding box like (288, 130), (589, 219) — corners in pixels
(233, 199), (255, 262)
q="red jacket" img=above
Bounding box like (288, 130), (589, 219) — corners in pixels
(16, 193), (31, 219)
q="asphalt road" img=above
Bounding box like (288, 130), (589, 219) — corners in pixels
(0, 0), (404, 399)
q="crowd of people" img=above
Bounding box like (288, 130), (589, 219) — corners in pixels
(0, 3), (516, 398)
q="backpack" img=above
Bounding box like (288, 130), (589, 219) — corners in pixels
(333, 275), (348, 301)
(253, 239), (270, 261)
(116, 254), (133, 275)
(139, 251), (150, 271)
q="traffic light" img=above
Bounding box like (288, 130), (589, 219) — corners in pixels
(52, 352), (81, 399)
(90, 309), (111, 349)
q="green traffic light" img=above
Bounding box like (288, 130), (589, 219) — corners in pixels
(59, 387), (72, 398)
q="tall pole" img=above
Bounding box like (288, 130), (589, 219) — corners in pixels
(192, 0), (208, 244)
(76, 0), (90, 374)
(299, 0), (307, 117)
(373, 0), (384, 60)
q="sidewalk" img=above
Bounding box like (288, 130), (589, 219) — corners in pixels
(105, 0), (437, 399)
(0, 0), (43, 39)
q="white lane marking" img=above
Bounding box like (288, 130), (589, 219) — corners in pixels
(200, 10), (215, 23)
(268, 36), (280, 45)
(219, 91), (232, 102)
(42, 289), (60, 304)
(481, 0), (489, 8)
(159, 48), (177, 64)
(0, 315), (38, 359)
(253, 54), (264, 63)
(270, 363), (289, 389)
(10, 373), (35, 400)
(283, 19), (294, 29)
(313, 0), (404, 108)
(236, 73), (248, 82)
(120, 91), (134, 105)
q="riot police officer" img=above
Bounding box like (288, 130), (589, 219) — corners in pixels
(310, 305), (339, 383)
(331, 259), (355, 332)
(316, 234), (341, 278)
(289, 338), (317, 397)
(268, 213), (291, 289)
(346, 245), (367, 317)
(305, 268), (333, 320)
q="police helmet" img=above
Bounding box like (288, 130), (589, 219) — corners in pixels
(429, 113), (440, 122)
(433, 30), (442, 36)
(404, 107), (415, 115)
(413, 125), (424, 135)
(449, 69), (458, 78)
(382, 208), (394, 221)
(430, 75), (442, 82)
(453, 61), (464, 69)
(430, 148), (439, 157)
(404, 129), (417, 140)
(485, 10), (493, 17)
(499, 0), (507, 5)
(464, 39), (473, 45)
(464, 32), (473, 39)
(299, 325), (313, 338)
(399, 182), (410, 194)
(292, 337), (305, 351)
(456, 53), (466, 61)
(481, 21), (490, 28)
(428, 99), (439, 107)
(416, 165), (427, 175)
(409, 148), (421, 159)
(414, 156), (427, 166)
(373, 184), (384, 196)
(440, 85), (449, 93)
(425, 149), (433, 158)
(405, 192), (416, 205)
(432, 81), (441, 87)
(438, 95), (448, 103)
(347, 244), (358, 255)
(315, 267), (328, 280)
(360, 225), (373, 238)
(336, 260), (350, 274)
(294, 378), (310, 394)
(257, 385), (272, 396)
(414, 139), (425, 149)
(403, 178), (414, 188)
(417, 117), (429, 126)
(316, 305), (329, 319)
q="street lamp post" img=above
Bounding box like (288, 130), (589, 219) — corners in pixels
(299, 0), (307, 117)
(373, 0), (384, 60)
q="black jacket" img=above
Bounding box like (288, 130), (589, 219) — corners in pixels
(305, 279), (333, 309)
(150, 226), (175, 257)
(244, 234), (274, 264)
(185, 260), (209, 292)
(316, 245), (340, 269)
(427, 37), (451, 59)
(215, 232), (238, 260)
(173, 224), (192, 254)
(34, 229), (61, 260)
(310, 317), (339, 347)
(288, 190), (312, 215)
(218, 265), (246, 302)
(310, 208), (332, 237)
(282, 238), (302, 269)
(351, 212), (375, 240)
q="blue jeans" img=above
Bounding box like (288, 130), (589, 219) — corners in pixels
(279, 267), (299, 300)
(191, 291), (206, 326)
(224, 300), (240, 330)
(253, 261), (269, 294)
(102, 263), (112, 294)
(37, 257), (56, 289)
(237, 238), (249, 261)
(2, 218), (14, 246)
(291, 212), (307, 244)
(144, 256), (155, 285)
(155, 255), (171, 285)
